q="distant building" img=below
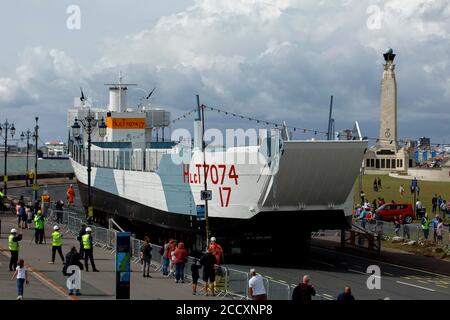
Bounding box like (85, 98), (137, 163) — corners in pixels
(405, 139), (418, 150)
(45, 141), (66, 157)
(337, 129), (353, 141)
(0, 145), (19, 153)
(418, 137), (431, 149)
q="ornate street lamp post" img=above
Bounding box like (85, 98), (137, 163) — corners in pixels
(20, 129), (32, 186)
(72, 109), (107, 220)
(32, 117), (39, 201)
(0, 120), (16, 195)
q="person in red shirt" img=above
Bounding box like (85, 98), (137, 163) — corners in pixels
(67, 184), (75, 207)
(208, 237), (224, 265)
(174, 242), (188, 283)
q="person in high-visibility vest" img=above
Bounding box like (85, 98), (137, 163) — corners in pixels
(49, 225), (65, 264)
(82, 227), (99, 272)
(421, 213), (430, 240)
(8, 229), (23, 271)
(28, 170), (34, 186)
(34, 210), (45, 244)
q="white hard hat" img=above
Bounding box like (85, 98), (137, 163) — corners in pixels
(85, 227), (92, 232)
(210, 237), (216, 242)
(53, 225), (60, 231)
(11, 228), (17, 234)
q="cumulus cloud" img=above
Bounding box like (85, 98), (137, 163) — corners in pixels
(95, 0), (450, 141)
(0, 0), (449, 142)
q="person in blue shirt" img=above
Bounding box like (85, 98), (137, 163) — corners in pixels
(337, 286), (355, 301)
(358, 207), (367, 229)
(431, 214), (439, 242)
(354, 206), (361, 219)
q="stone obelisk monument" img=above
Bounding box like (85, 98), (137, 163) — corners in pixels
(377, 48), (397, 151)
(363, 48), (409, 173)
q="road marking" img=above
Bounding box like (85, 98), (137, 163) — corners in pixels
(396, 281), (435, 292)
(265, 276), (273, 279)
(348, 269), (366, 275)
(384, 272), (393, 276)
(348, 268), (382, 278)
(436, 285), (448, 289)
(352, 265), (362, 269)
(311, 259), (335, 268)
(417, 280), (428, 284)
(311, 245), (450, 279)
(322, 293), (333, 298)
(277, 280), (287, 283)
(0, 243), (76, 300)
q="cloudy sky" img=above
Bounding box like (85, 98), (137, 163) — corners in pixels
(0, 0), (449, 145)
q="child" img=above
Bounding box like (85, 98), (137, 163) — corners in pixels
(11, 259), (29, 300)
(191, 258), (202, 295)
(169, 251), (176, 277)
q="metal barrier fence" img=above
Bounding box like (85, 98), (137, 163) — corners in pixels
(225, 268), (249, 299)
(41, 206), (449, 300)
(267, 279), (291, 300)
(316, 219), (450, 247)
(363, 219), (450, 245)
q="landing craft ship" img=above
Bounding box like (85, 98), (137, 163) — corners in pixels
(67, 78), (367, 256)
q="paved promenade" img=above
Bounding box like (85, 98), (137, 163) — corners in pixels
(0, 213), (220, 300)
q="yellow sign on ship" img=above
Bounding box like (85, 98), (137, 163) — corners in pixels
(106, 117), (145, 129)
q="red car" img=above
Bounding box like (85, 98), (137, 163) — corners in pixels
(374, 203), (415, 224)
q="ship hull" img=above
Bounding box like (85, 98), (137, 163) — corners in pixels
(77, 179), (351, 256)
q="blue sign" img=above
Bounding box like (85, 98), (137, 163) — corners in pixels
(196, 205), (205, 220)
(115, 232), (131, 299)
(414, 151), (419, 161)
(423, 151), (428, 161)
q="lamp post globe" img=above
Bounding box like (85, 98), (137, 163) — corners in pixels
(72, 119), (81, 138)
(98, 117), (107, 138)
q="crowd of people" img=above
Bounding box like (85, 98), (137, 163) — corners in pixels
(356, 182), (450, 245)
(3, 185), (360, 301)
(157, 236), (224, 296)
(4, 186), (103, 299)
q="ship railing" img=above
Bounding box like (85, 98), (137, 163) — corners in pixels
(71, 144), (171, 172)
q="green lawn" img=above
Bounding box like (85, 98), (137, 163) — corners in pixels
(353, 174), (450, 214)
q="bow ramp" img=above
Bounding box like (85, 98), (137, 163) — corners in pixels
(260, 140), (367, 212)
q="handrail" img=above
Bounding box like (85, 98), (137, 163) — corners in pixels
(108, 218), (125, 232)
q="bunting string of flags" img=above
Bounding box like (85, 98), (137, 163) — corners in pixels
(171, 109), (198, 124)
(169, 105), (444, 149)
